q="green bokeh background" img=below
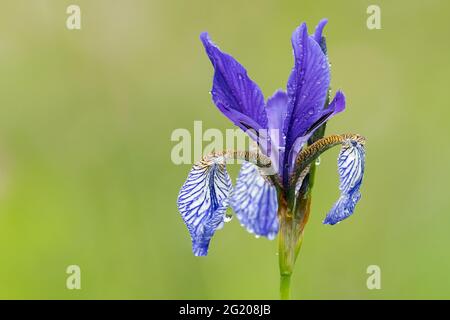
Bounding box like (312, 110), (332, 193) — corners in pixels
(0, 0), (448, 299)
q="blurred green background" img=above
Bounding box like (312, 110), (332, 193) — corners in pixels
(0, 0), (448, 299)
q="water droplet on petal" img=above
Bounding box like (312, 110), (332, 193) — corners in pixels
(315, 156), (321, 166)
(224, 214), (233, 223)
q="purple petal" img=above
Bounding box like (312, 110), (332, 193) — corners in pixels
(231, 162), (278, 239)
(283, 23), (331, 180)
(313, 18), (328, 44)
(288, 91), (346, 170)
(266, 90), (288, 134)
(177, 158), (232, 256)
(200, 33), (267, 137)
(323, 139), (365, 225)
(312, 19), (328, 53)
(266, 90), (288, 174)
(299, 90), (346, 139)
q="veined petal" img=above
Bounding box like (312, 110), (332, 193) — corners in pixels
(283, 23), (330, 182)
(200, 33), (268, 137)
(231, 162), (279, 239)
(323, 140), (365, 225)
(178, 157), (232, 256)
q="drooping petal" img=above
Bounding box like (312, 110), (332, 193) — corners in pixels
(231, 162), (279, 239)
(283, 23), (331, 182)
(323, 140), (365, 225)
(266, 90), (288, 174)
(177, 157), (233, 256)
(200, 33), (268, 138)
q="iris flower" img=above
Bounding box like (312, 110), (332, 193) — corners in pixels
(177, 19), (366, 299)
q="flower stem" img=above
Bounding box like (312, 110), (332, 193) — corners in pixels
(277, 195), (309, 299)
(280, 274), (292, 300)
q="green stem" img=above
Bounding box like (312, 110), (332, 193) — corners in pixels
(278, 231), (304, 299)
(280, 274), (292, 300)
(277, 195), (309, 300)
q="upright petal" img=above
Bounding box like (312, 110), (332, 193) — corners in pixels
(283, 23), (331, 181)
(323, 139), (365, 225)
(266, 90), (288, 174)
(266, 90), (288, 136)
(312, 18), (328, 54)
(178, 157), (232, 256)
(231, 162), (279, 239)
(200, 33), (268, 137)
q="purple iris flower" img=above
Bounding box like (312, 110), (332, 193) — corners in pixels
(178, 19), (366, 257)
